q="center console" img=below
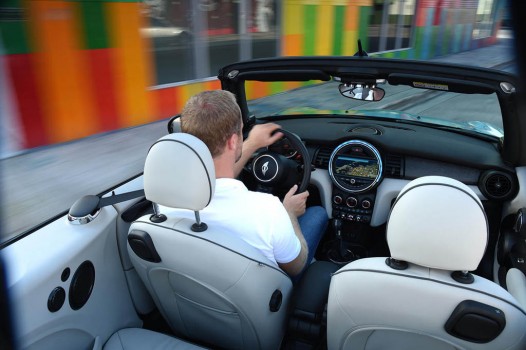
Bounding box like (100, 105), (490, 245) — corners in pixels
(326, 140), (384, 263)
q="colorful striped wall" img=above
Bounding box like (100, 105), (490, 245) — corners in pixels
(1, 0), (505, 152)
(1, 0), (217, 151)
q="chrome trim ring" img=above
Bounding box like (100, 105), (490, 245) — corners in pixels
(68, 208), (101, 225)
(253, 154), (279, 183)
(328, 140), (383, 193)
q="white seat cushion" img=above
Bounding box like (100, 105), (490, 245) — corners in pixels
(104, 328), (206, 350)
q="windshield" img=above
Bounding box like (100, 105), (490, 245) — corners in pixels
(246, 80), (504, 138)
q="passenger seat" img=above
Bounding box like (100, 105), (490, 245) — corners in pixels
(104, 328), (207, 350)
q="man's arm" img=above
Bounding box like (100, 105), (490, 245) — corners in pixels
(278, 185), (310, 277)
(234, 123), (283, 177)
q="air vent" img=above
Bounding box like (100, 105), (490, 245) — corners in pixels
(314, 147), (333, 169)
(384, 154), (405, 178)
(479, 170), (517, 201)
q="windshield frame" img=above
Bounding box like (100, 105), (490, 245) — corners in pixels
(219, 56), (520, 164)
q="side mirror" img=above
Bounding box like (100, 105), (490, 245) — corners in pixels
(339, 83), (385, 101)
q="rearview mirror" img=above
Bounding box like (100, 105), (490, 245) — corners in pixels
(339, 83), (385, 101)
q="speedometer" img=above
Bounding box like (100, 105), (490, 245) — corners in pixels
(329, 140), (383, 193)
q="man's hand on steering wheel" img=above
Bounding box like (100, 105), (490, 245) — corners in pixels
(283, 184), (309, 218)
(244, 123), (283, 152)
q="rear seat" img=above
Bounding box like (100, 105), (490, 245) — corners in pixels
(104, 328), (207, 350)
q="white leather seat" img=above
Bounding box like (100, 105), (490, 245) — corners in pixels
(327, 176), (526, 350)
(104, 328), (206, 350)
(127, 133), (293, 349)
(507, 268), (526, 309)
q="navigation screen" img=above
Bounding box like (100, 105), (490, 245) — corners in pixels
(334, 156), (379, 179)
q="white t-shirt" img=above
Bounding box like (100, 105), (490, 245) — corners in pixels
(160, 178), (301, 265)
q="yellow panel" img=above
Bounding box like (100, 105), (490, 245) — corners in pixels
(315, 4), (334, 55)
(283, 3), (303, 35)
(342, 30), (358, 56)
(29, 1), (97, 143)
(107, 2), (154, 127)
(174, 82), (208, 111)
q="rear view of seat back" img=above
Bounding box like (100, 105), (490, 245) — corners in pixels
(128, 133), (293, 349)
(327, 176), (526, 350)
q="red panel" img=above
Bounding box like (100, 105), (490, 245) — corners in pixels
(86, 49), (120, 132)
(6, 54), (48, 148)
(154, 87), (177, 120)
(416, 5), (428, 27)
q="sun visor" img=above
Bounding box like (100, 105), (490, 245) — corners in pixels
(388, 73), (495, 94)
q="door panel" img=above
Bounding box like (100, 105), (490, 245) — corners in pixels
(4, 202), (141, 349)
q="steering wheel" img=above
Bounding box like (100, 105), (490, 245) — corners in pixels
(249, 129), (311, 194)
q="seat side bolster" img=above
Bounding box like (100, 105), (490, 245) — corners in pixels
(506, 268), (526, 310)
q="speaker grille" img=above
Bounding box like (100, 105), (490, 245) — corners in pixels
(69, 260), (95, 310)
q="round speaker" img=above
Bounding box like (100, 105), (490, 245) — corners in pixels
(48, 287), (66, 313)
(69, 260), (95, 310)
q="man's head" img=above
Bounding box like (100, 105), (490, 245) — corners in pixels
(181, 90), (243, 159)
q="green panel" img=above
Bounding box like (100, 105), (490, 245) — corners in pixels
(413, 26), (424, 59)
(71, 0), (140, 3)
(399, 49), (409, 59)
(79, 1), (109, 49)
(2, 0), (22, 7)
(0, 21), (31, 54)
(269, 81), (285, 95)
(332, 6), (344, 56)
(429, 26), (437, 58)
(358, 6), (370, 50)
(384, 52), (394, 58)
(443, 27), (451, 55)
(0, 0), (31, 54)
(303, 5), (316, 55)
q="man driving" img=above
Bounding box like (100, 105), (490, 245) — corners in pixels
(174, 90), (328, 278)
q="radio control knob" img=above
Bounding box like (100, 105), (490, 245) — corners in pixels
(333, 195), (343, 205)
(362, 200), (372, 209)
(346, 197), (358, 208)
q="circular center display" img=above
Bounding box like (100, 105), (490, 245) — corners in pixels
(329, 140), (383, 193)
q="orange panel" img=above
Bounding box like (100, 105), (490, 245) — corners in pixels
(107, 2), (154, 127)
(205, 79), (221, 91)
(345, 4), (359, 31)
(28, 1), (97, 144)
(283, 34), (303, 56)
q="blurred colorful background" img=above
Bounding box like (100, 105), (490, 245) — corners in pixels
(1, 0), (507, 153)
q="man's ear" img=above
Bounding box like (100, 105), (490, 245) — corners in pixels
(226, 133), (239, 151)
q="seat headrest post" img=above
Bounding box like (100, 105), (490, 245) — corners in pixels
(150, 202), (167, 223)
(451, 270), (475, 284)
(191, 211), (208, 232)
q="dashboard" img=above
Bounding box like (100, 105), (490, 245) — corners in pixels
(260, 117), (519, 227)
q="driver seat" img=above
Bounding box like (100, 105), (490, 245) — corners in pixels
(327, 176), (526, 350)
(127, 133), (293, 349)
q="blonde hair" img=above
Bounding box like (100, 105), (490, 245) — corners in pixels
(180, 90), (242, 157)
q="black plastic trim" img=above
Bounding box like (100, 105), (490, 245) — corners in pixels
(128, 230), (162, 263)
(445, 300), (506, 343)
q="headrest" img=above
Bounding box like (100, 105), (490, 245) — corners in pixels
(387, 176), (488, 271)
(143, 133), (215, 211)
